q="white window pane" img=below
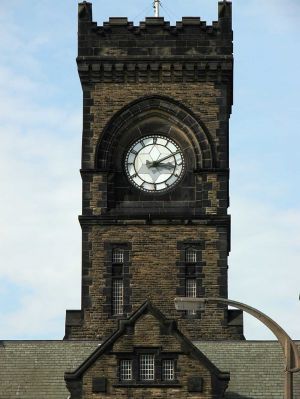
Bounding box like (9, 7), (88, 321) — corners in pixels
(186, 278), (197, 315)
(120, 360), (132, 381)
(127, 164), (135, 176)
(112, 279), (123, 315)
(166, 142), (176, 152)
(156, 182), (167, 190)
(175, 153), (182, 163)
(143, 137), (154, 146)
(132, 175), (143, 186)
(112, 248), (124, 263)
(140, 354), (155, 380)
(185, 248), (197, 263)
(162, 359), (175, 381)
(156, 138), (167, 146)
(128, 153), (135, 163)
(133, 142), (143, 152)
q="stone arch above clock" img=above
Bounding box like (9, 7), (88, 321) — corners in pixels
(94, 96), (218, 217)
(96, 96), (215, 170)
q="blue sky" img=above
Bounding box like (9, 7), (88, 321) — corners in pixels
(0, 0), (299, 340)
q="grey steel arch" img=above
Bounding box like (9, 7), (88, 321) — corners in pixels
(174, 296), (300, 399)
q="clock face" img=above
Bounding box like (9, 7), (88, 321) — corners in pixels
(125, 135), (185, 192)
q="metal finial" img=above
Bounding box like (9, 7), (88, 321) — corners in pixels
(153, 0), (161, 18)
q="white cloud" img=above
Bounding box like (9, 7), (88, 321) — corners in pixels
(0, 7), (82, 338)
(0, 119), (83, 337)
(0, 109), (82, 338)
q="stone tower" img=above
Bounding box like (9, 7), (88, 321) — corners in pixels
(64, 1), (244, 397)
(64, 0), (243, 343)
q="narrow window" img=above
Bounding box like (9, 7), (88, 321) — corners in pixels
(112, 278), (123, 315)
(140, 354), (155, 381)
(111, 248), (124, 315)
(119, 360), (132, 381)
(185, 247), (197, 263)
(186, 278), (197, 315)
(112, 248), (124, 264)
(162, 359), (175, 381)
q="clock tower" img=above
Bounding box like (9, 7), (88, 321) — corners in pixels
(64, 0), (243, 343)
(64, 1), (243, 397)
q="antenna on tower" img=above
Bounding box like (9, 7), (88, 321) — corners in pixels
(153, 0), (161, 18)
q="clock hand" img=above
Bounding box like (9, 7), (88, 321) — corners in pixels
(156, 162), (175, 170)
(152, 151), (180, 166)
(146, 160), (174, 170)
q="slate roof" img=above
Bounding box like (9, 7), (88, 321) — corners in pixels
(196, 341), (300, 399)
(0, 340), (299, 398)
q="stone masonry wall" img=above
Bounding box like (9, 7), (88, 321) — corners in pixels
(82, 82), (229, 171)
(81, 313), (226, 399)
(67, 223), (242, 341)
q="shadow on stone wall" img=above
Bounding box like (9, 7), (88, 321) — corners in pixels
(225, 393), (253, 399)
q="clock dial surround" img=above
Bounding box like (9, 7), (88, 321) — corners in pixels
(125, 135), (185, 193)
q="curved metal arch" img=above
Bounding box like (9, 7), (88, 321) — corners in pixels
(94, 94), (216, 170)
(174, 296), (300, 399)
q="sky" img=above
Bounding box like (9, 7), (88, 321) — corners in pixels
(0, 0), (299, 341)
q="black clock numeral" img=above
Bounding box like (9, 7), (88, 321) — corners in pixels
(131, 150), (138, 155)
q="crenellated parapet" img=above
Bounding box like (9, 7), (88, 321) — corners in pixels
(77, 2), (233, 96)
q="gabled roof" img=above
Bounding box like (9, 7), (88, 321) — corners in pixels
(0, 340), (299, 397)
(64, 300), (229, 382)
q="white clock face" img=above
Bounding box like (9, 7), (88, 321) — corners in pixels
(125, 135), (185, 192)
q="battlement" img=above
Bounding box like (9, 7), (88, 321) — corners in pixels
(78, 2), (231, 28)
(77, 1), (233, 87)
(78, 2), (232, 58)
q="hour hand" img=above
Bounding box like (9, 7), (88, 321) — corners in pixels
(146, 160), (161, 168)
(146, 160), (174, 169)
(155, 161), (174, 170)
(146, 160), (156, 168)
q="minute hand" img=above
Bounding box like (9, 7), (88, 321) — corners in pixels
(153, 151), (180, 166)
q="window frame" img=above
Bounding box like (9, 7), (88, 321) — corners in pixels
(177, 241), (204, 319)
(139, 353), (155, 381)
(115, 348), (180, 387)
(185, 278), (197, 316)
(104, 242), (132, 318)
(162, 359), (176, 382)
(119, 359), (133, 382)
(112, 278), (124, 316)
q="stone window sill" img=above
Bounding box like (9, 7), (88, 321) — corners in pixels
(113, 383), (181, 388)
